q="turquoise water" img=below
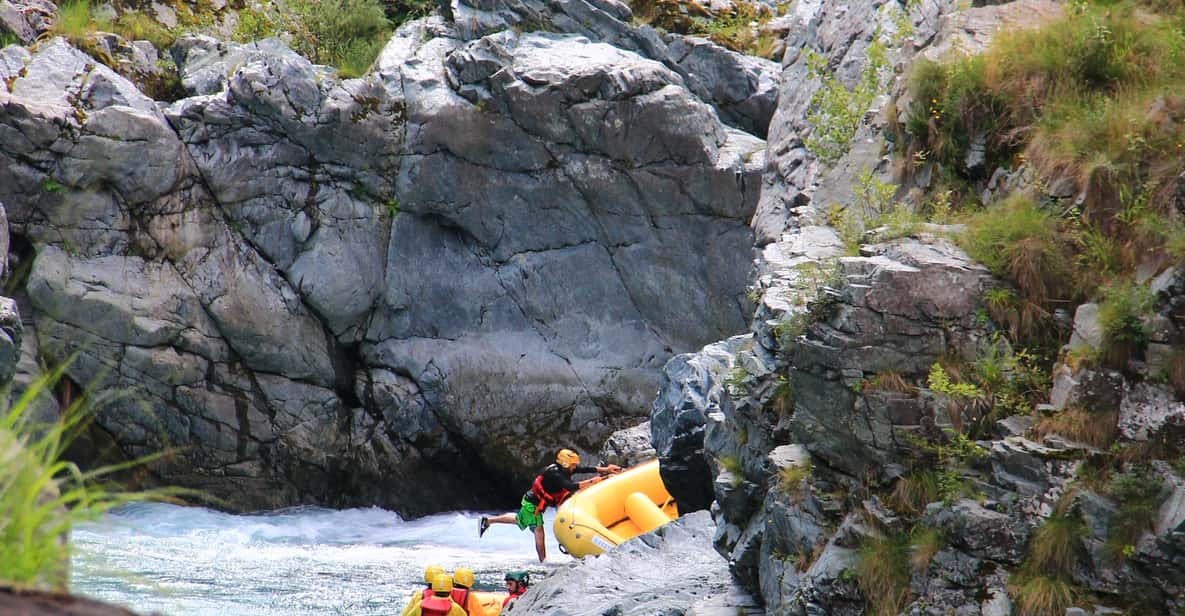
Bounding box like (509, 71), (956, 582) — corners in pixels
(71, 503), (564, 615)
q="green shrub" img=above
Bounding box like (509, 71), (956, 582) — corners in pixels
(1104, 467), (1166, 560)
(287, 0), (393, 77)
(805, 36), (890, 164)
(234, 7), (279, 42)
(1097, 280), (1156, 370)
(0, 31), (18, 48)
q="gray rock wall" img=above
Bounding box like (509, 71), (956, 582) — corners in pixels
(0, 11), (762, 512)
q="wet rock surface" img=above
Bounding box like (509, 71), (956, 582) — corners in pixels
(505, 511), (751, 616)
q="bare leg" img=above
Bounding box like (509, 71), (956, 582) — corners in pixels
(534, 525), (546, 562)
(487, 513), (517, 525)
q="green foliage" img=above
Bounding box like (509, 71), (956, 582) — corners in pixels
(41, 179), (63, 194)
(718, 455), (743, 487)
(724, 364), (749, 391)
(960, 194), (1069, 308)
(287, 0), (393, 77)
(1104, 467), (1166, 560)
(691, 1), (778, 58)
(1029, 512), (1086, 575)
(1097, 280), (1156, 370)
(52, 0), (95, 39)
(928, 363), (981, 400)
(779, 460), (812, 495)
(773, 261), (846, 351)
(855, 531), (912, 616)
(0, 31), (18, 49)
(805, 34), (890, 164)
(106, 11), (176, 50)
(386, 198), (400, 220)
(826, 203), (863, 255)
(234, 7), (279, 42)
(0, 365), (183, 589)
(855, 167), (898, 219)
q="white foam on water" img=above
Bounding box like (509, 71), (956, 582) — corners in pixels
(72, 503), (566, 616)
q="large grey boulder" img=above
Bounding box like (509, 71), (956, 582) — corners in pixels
(1, 27), (763, 512)
(504, 510), (742, 616)
(0, 0), (54, 44)
(448, 0), (779, 136)
(363, 28), (762, 485)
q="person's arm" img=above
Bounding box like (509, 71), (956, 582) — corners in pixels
(574, 464), (623, 476)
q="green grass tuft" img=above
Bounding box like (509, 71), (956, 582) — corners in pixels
(287, 0), (393, 78)
(960, 193), (1069, 308)
(52, 0), (95, 39)
(1104, 467), (1166, 560)
(0, 363), (186, 589)
(1097, 280), (1156, 370)
(1009, 573), (1076, 616)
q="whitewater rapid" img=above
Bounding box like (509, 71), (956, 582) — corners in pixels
(71, 503), (565, 615)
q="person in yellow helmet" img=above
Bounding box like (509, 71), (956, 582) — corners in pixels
(478, 448), (620, 561)
(400, 564), (445, 616)
(412, 574), (467, 616)
(448, 567), (483, 614)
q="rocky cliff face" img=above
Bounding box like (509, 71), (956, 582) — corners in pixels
(651, 0), (1185, 614)
(0, 0), (769, 513)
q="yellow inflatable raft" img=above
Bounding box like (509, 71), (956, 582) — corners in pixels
(468, 591), (508, 616)
(553, 459), (678, 558)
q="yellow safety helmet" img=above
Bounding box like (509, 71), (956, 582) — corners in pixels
(432, 573), (454, 595)
(557, 448), (580, 469)
(424, 564), (445, 584)
(453, 567), (475, 588)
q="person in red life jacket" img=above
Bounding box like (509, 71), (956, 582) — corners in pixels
(501, 570), (530, 610)
(449, 567), (483, 615)
(478, 449), (621, 561)
(413, 573), (467, 616)
(401, 564), (445, 616)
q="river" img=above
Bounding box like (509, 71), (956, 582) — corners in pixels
(71, 503), (564, 615)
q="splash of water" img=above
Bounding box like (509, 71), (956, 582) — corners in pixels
(72, 503), (565, 616)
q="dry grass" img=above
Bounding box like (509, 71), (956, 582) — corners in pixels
(855, 532), (912, 616)
(1034, 407), (1119, 449)
(779, 461), (812, 497)
(1028, 513), (1086, 575)
(1009, 574), (1076, 616)
(910, 527), (943, 572)
(886, 469), (940, 515)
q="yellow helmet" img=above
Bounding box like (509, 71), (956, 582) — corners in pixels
(432, 573), (454, 595)
(557, 448), (580, 469)
(424, 564), (444, 584)
(453, 567), (475, 588)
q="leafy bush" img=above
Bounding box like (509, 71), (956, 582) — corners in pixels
(805, 35), (890, 163)
(0, 31), (18, 48)
(287, 0), (393, 77)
